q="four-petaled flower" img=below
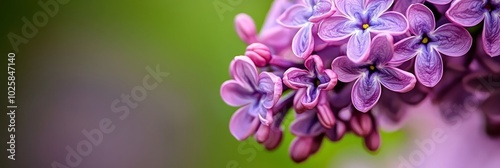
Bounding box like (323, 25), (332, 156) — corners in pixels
(278, 0), (336, 58)
(283, 55), (338, 127)
(394, 3), (472, 87)
(446, 0), (500, 57)
(332, 34), (417, 112)
(220, 56), (282, 140)
(319, 0), (409, 63)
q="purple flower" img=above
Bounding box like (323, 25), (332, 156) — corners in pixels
(332, 34), (417, 112)
(220, 56), (283, 140)
(278, 0), (336, 58)
(393, 3), (472, 87)
(318, 0), (409, 63)
(446, 0), (500, 57)
(283, 55), (338, 128)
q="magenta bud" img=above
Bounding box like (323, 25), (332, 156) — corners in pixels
(364, 130), (381, 152)
(255, 124), (270, 143)
(264, 128), (283, 150)
(245, 43), (272, 67)
(289, 137), (313, 163)
(350, 112), (373, 137)
(235, 13), (258, 44)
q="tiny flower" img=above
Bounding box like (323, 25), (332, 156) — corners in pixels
(446, 0), (500, 56)
(220, 56), (283, 140)
(332, 34), (417, 112)
(393, 3), (472, 87)
(278, 0), (336, 58)
(319, 0), (409, 63)
(284, 55), (338, 128)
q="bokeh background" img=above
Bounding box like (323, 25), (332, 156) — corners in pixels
(2, 0), (477, 167)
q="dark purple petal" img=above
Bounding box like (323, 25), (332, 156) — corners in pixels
(220, 80), (255, 107)
(235, 13), (258, 44)
(290, 111), (324, 137)
(446, 0), (485, 27)
(292, 23), (315, 58)
(378, 67), (417, 92)
(393, 0), (424, 14)
(229, 106), (260, 141)
(331, 56), (364, 82)
(432, 23), (473, 56)
(308, 0), (336, 22)
(407, 3), (436, 35)
(415, 47), (443, 87)
(283, 68), (313, 89)
(365, 0), (394, 18)
(352, 74), (382, 112)
(369, 11), (409, 35)
(391, 36), (421, 65)
(347, 31), (371, 63)
(318, 15), (357, 42)
(277, 4), (310, 28)
(368, 34), (394, 65)
(230, 56), (258, 89)
(258, 72), (283, 109)
(483, 11), (500, 56)
(334, 0), (363, 18)
(427, 0), (452, 5)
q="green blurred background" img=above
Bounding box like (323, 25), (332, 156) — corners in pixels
(1, 0), (406, 167)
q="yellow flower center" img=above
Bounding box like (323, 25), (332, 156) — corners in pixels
(362, 23), (370, 30)
(369, 65), (376, 71)
(421, 37), (429, 44)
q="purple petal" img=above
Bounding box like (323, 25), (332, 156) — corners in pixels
(368, 34), (394, 65)
(235, 13), (258, 44)
(229, 106), (260, 141)
(331, 56), (363, 82)
(292, 23), (315, 58)
(318, 15), (357, 42)
(426, 0), (452, 5)
(277, 4), (311, 28)
(415, 47), (443, 87)
(365, 0), (394, 18)
(347, 31), (371, 63)
(290, 111), (324, 137)
(393, 0), (424, 14)
(352, 74), (382, 112)
(446, 0), (485, 27)
(230, 56), (258, 88)
(378, 67), (417, 92)
(407, 3), (436, 35)
(370, 11), (409, 35)
(432, 23), (473, 56)
(220, 80), (255, 107)
(308, 0), (336, 22)
(334, 0), (363, 18)
(391, 36), (421, 65)
(483, 11), (500, 57)
(258, 72), (283, 109)
(283, 68), (312, 89)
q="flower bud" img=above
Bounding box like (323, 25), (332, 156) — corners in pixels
(245, 43), (272, 67)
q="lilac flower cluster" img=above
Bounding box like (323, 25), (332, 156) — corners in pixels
(221, 0), (500, 162)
